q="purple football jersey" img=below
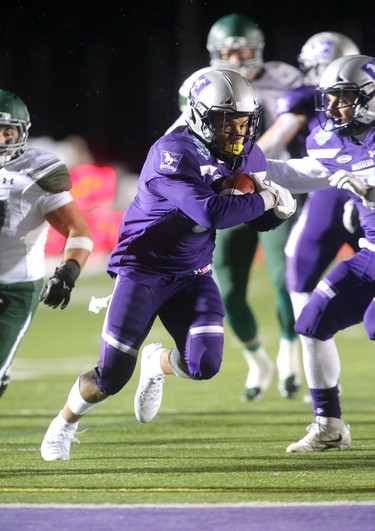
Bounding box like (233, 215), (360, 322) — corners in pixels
(108, 126), (269, 277)
(306, 125), (375, 244)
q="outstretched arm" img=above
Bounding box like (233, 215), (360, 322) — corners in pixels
(264, 157), (332, 194)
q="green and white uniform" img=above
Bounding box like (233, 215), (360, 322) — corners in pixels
(0, 148), (72, 395)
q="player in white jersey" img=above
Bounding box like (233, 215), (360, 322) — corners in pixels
(168, 13), (304, 400)
(0, 89), (93, 397)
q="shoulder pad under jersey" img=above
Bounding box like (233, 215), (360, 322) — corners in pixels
(7, 148), (72, 192)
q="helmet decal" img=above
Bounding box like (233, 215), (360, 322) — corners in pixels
(190, 76), (212, 101)
(361, 59), (375, 80)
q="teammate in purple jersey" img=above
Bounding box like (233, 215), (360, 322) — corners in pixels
(40, 69), (295, 461)
(258, 54), (375, 452)
(257, 32), (363, 397)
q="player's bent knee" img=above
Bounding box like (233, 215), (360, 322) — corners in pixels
(294, 287), (339, 341)
(295, 305), (332, 341)
(194, 351), (222, 380)
(186, 333), (224, 380)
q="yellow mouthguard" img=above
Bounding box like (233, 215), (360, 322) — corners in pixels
(225, 143), (244, 155)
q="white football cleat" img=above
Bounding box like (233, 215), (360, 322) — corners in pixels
(134, 343), (165, 423)
(286, 416), (351, 453)
(241, 346), (275, 401)
(41, 414), (80, 461)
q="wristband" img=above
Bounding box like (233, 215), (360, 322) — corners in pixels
(65, 236), (94, 251)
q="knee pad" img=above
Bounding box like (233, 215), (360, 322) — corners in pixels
(185, 327), (224, 380)
(295, 291), (333, 341)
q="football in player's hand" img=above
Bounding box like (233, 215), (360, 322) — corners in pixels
(213, 172), (256, 195)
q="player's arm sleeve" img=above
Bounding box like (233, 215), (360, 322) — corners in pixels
(36, 165), (71, 193)
(263, 157), (331, 193)
(37, 191), (73, 216)
(148, 173), (266, 229)
(26, 151), (72, 192)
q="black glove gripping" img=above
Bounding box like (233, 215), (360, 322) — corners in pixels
(40, 259), (81, 309)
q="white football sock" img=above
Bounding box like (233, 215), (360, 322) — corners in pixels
(300, 336), (340, 389)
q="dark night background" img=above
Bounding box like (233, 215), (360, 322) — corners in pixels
(1, 0), (375, 173)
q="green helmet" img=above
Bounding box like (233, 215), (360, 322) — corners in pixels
(206, 13), (265, 79)
(0, 89), (30, 165)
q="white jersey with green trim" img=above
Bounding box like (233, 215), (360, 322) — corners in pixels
(0, 148), (72, 283)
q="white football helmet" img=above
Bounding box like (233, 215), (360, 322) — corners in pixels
(316, 54), (375, 136)
(187, 69), (262, 162)
(206, 13), (264, 80)
(299, 32), (360, 86)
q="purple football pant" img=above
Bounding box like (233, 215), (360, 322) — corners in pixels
(94, 270), (225, 395)
(295, 248), (375, 340)
(286, 188), (363, 293)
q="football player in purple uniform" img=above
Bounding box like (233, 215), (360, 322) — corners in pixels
(257, 32), (363, 398)
(261, 54), (375, 452)
(168, 13), (304, 402)
(40, 69), (296, 461)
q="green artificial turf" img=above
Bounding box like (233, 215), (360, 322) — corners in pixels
(1, 259), (375, 504)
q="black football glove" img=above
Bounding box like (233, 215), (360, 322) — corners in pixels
(40, 259), (81, 309)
